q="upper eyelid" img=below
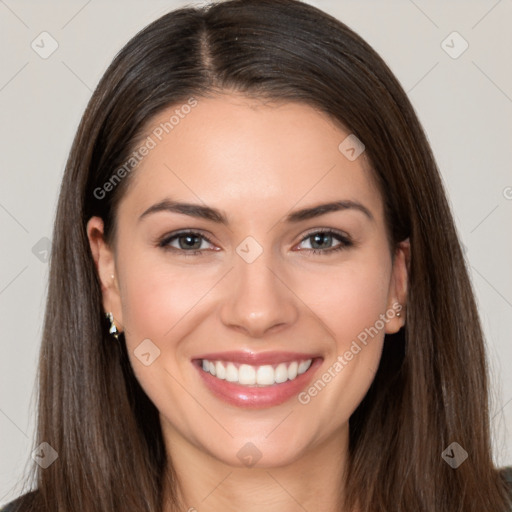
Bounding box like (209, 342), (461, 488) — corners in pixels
(159, 230), (216, 248)
(299, 227), (350, 240)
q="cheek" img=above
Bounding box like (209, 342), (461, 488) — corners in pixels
(117, 244), (218, 341)
(290, 254), (392, 421)
(115, 250), (225, 400)
(295, 253), (392, 349)
(115, 255), (217, 429)
(292, 251), (392, 410)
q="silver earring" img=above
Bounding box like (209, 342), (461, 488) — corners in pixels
(396, 311), (401, 317)
(106, 312), (120, 339)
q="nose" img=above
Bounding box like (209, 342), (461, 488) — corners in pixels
(219, 249), (299, 338)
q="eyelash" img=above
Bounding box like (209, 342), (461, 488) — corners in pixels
(157, 229), (353, 257)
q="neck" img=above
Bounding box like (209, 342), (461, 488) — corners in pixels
(162, 424), (350, 512)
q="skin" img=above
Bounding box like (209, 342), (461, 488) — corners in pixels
(87, 93), (409, 512)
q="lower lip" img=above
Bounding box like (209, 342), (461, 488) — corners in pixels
(194, 358), (323, 409)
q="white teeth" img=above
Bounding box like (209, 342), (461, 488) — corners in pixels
(200, 358), (313, 387)
(256, 365), (275, 386)
(288, 361), (298, 380)
(298, 359), (312, 375)
(274, 363), (288, 383)
(238, 364), (256, 385)
(215, 361), (226, 380)
(225, 362), (238, 382)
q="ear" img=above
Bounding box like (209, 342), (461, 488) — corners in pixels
(385, 238), (410, 334)
(86, 216), (124, 332)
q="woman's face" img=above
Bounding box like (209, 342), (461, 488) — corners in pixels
(88, 93), (408, 468)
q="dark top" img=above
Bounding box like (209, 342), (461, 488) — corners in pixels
(2, 467), (512, 510)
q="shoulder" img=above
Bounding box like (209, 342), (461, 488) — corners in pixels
(2, 472), (512, 510)
(0, 490), (37, 512)
(501, 465), (512, 485)
(500, 466), (512, 508)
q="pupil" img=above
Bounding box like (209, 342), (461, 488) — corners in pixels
(180, 235), (201, 250)
(312, 233), (331, 249)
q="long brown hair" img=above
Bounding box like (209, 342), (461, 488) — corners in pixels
(12, 0), (511, 510)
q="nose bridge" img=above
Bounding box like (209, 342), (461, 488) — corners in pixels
(219, 240), (297, 336)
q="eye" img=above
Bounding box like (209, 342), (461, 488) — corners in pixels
(158, 231), (217, 256)
(296, 229), (353, 255)
(158, 229), (353, 257)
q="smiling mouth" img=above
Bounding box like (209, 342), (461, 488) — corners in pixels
(198, 358), (314, 387)
(192, 352), (323, 408)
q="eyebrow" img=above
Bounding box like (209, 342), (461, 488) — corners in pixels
(138, 198), (374, 224)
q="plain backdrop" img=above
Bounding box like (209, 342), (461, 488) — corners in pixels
(1, 0), (511, 504)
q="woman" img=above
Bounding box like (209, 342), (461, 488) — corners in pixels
(3, 0), (511, 511)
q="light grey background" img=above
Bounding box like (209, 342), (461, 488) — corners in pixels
(1, 0), (511, 504)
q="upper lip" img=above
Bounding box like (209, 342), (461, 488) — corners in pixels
(192, 350), (321, 366)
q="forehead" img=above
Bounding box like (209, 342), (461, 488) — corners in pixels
(120, 94), (384, 225)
